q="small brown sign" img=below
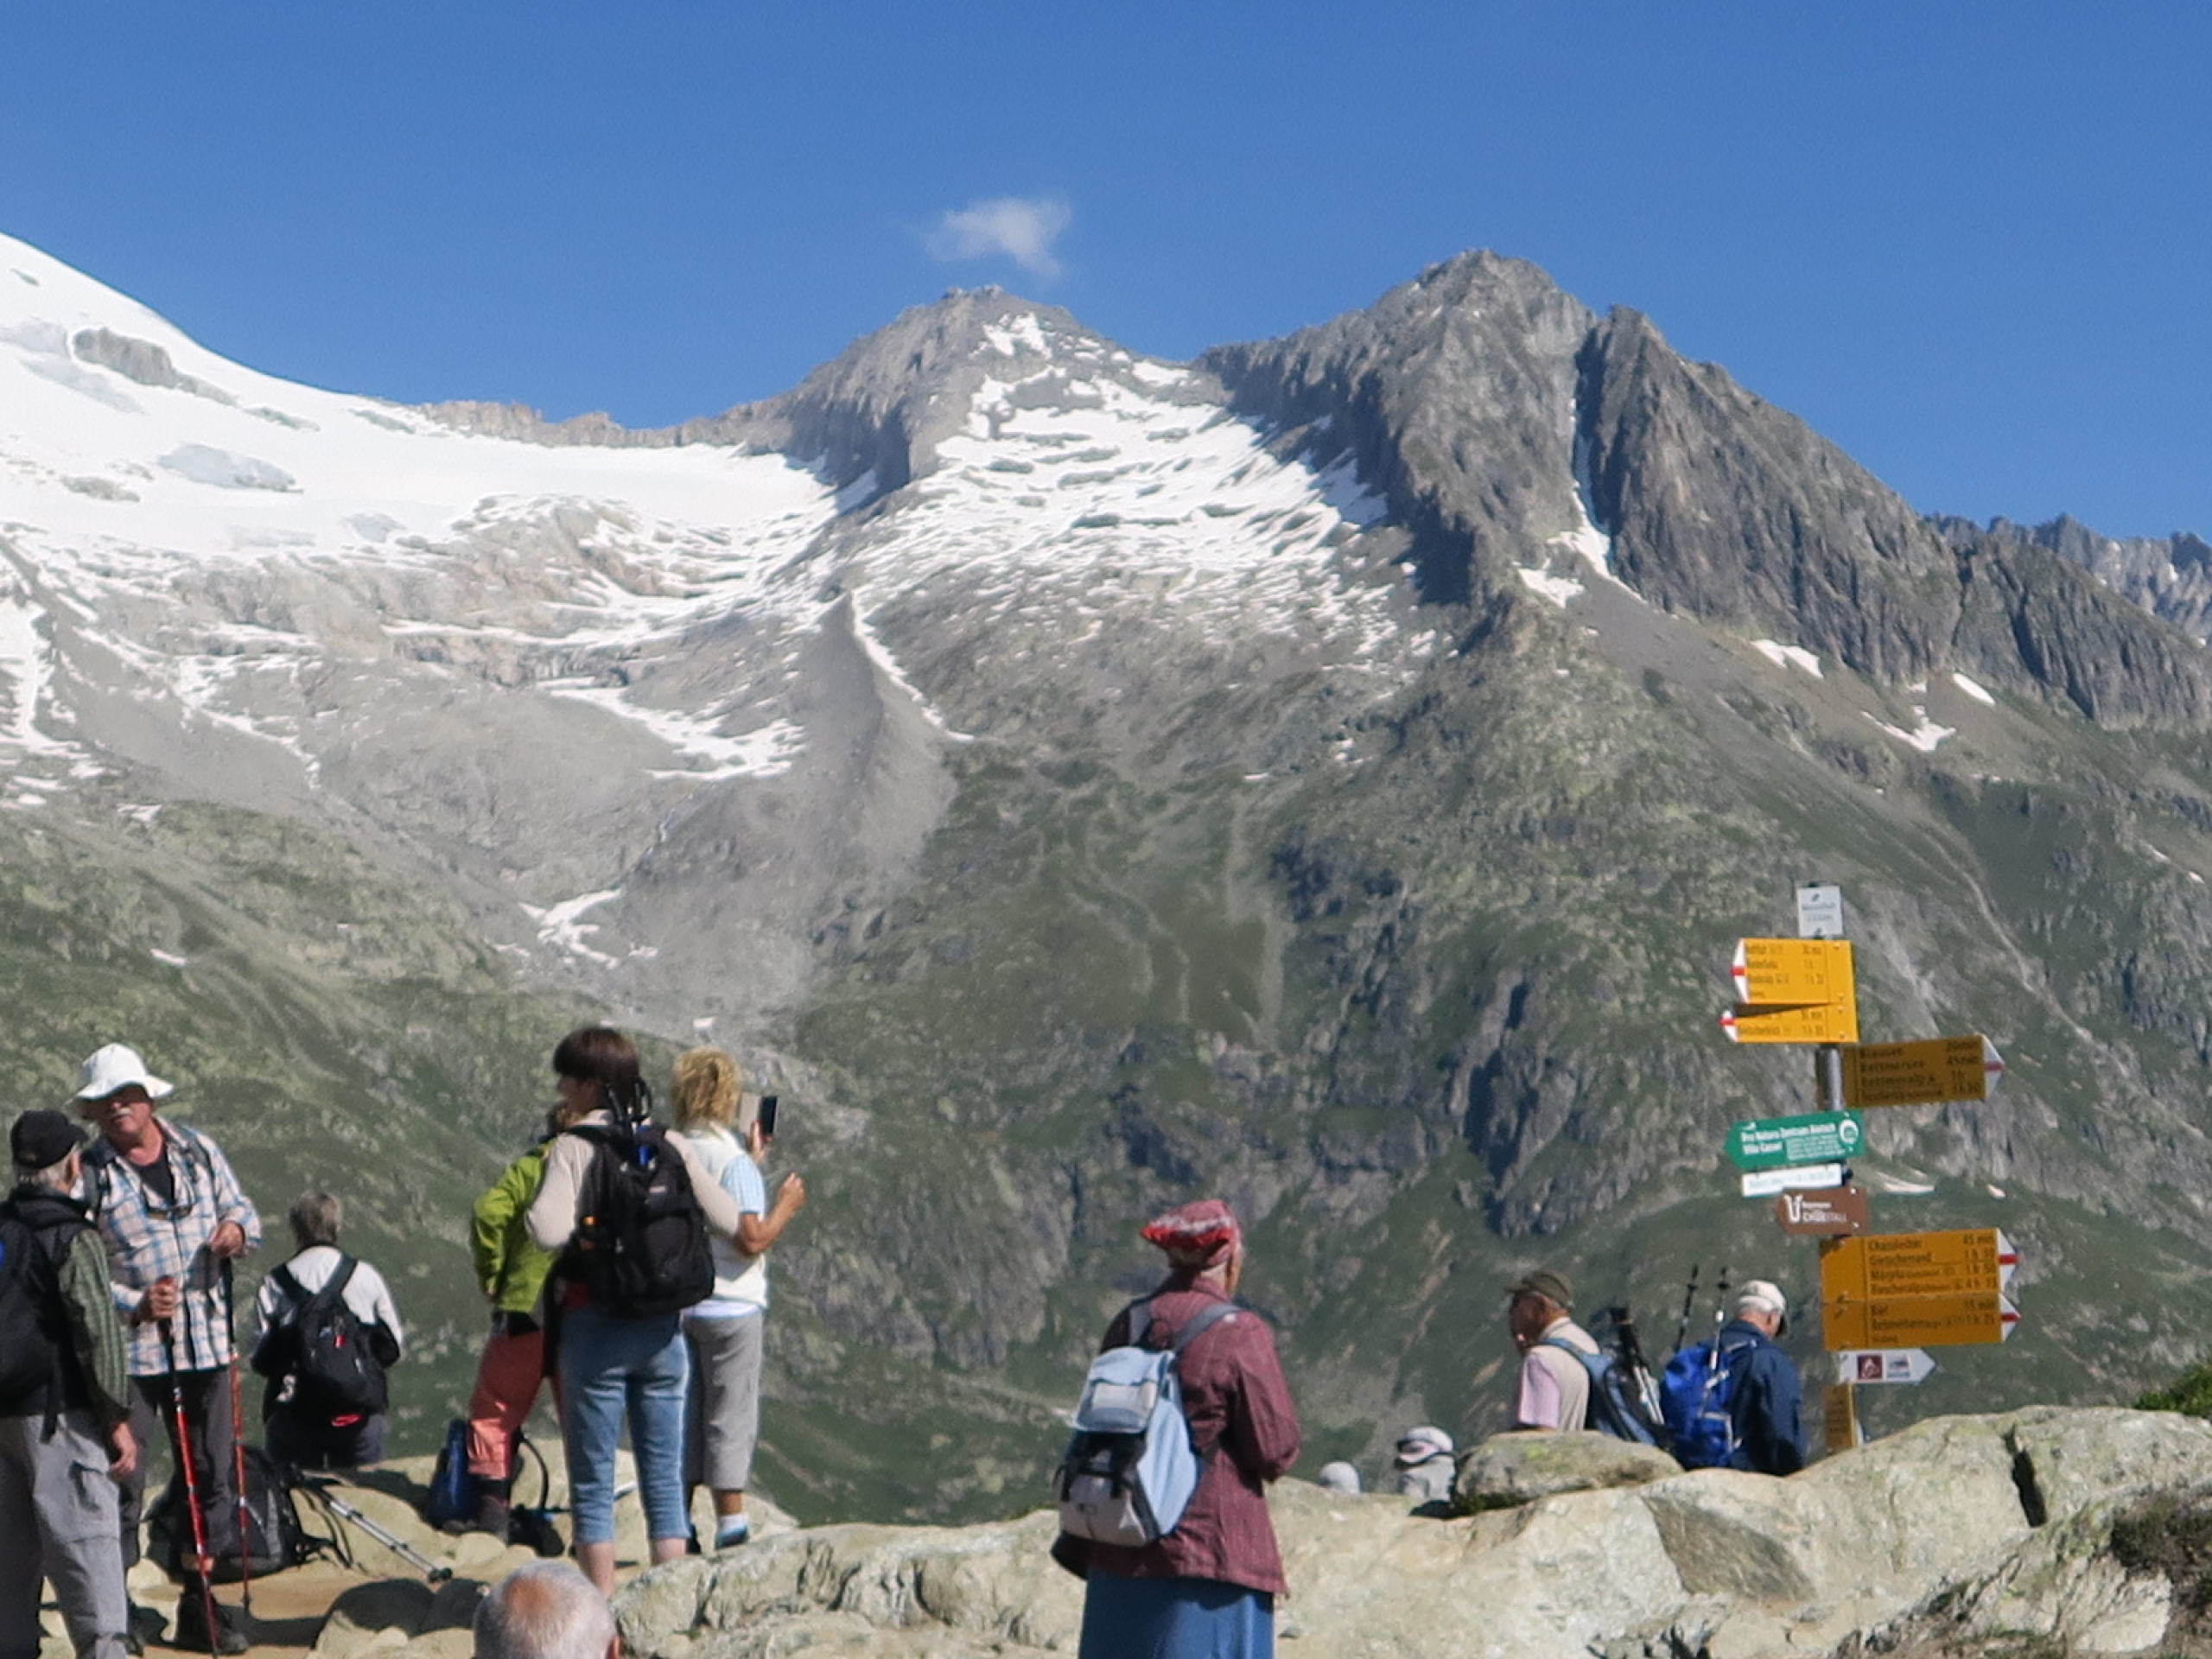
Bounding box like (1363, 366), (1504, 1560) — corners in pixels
(1773, 1184), (1869, 1236)
(1824, 1383), (1859, 1454)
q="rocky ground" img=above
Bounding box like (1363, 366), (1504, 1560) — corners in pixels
(43, 1407), (2212, 1659)
(34, 1452), (794, 1659)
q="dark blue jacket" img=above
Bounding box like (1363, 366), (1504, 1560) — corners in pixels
(1719, 1318), (1805, 1475)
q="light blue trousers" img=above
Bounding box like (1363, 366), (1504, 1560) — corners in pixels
(557, 1307), (691, 1547)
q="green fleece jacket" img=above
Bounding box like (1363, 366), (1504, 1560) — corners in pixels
(472, 1141), (555, 1316)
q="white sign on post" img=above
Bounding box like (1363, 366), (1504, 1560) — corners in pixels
(1797, 884), (1845, 940)
(1738, 1162), (1846, 1198)
(1834, 1349), (1937, 1386)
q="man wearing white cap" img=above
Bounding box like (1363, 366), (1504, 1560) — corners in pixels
(1717, 1279), (1805, 1476)
(73, 1044), (260, 1655)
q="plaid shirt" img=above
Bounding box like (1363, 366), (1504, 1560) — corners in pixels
(83, 1121), (262, 1376)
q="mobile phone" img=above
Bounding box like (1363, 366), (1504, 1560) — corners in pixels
(757, 1095), (779, 1137)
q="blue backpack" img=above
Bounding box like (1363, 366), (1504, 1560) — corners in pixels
(1658, 1338), (1758, 1468)
(423, 1418), (474, 1530)
(1056, 1299), (1240, 1547)
(1542, 1337), (1662, 1446)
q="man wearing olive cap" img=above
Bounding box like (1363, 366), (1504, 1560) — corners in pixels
(1505, 1269), (1600, 1432)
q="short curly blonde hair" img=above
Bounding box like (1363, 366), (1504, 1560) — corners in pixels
(671, 1046), (743, 1132)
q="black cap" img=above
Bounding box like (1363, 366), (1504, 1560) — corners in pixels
(11, 1108), (86, 1172)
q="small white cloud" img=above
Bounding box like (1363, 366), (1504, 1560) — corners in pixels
(925, 195), (1071, 280)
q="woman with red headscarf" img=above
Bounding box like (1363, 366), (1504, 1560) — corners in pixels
(1056, 1198), (1302, 1658)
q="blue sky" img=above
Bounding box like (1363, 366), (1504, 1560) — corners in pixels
(3, 3), (2205, 539)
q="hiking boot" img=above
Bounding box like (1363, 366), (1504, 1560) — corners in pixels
(713, 1518), (751, 1551)
(472, 1491), (512, 1537)
(126, 1603), (165, 1655)
(173, 1592), (249, 1656)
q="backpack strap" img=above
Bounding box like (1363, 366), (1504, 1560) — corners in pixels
(273, 1255), (356, 1319)
(1540, 1334), (1606, 1372)
(1166, 1298), (1241, 1357)
(1126, 1294), (1241, 1355)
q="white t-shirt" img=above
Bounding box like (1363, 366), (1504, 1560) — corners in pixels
(251, 1244), (405, 1358)
(683, 1123), (769, 1319)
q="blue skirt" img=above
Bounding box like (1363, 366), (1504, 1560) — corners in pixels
(1078, 1574), (1275, 1659)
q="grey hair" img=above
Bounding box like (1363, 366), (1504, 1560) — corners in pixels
(14, 1157), (75, 1192)
(474, 1562), (616, 1659)
(289, 1191), (342, 1249)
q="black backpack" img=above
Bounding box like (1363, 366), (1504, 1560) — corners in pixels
(254, 1256), (388, 1417)
(0, 1211), (70, 1416)
(149, 1443), (317, 1580)
(564, 1120), (715, 1319)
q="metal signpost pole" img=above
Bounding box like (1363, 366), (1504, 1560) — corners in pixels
(1797, 883), (1853, 1446)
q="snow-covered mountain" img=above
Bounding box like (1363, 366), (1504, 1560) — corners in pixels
(0, 232), (1413, 1026)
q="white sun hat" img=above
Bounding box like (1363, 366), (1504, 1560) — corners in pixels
(73, 1043), (174, 1102)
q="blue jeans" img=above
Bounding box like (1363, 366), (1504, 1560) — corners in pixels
(557, 1306), (690, 1547)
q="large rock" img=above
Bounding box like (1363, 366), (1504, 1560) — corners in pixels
(614, 1510), (1081, 1659)
(1452, 1429), (1682, 1510)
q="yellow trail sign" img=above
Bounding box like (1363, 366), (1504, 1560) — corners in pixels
(1732, 938), (1856, 1007)
(1719, 1001), (1860, 1045)
(1819, 1229), (2017, 1303)
(1840, 1035), (2005, 1109)
(1821, 1290), (2019, 1351)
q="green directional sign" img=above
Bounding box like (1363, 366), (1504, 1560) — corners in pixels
(1726, 1109), (1864, 1173)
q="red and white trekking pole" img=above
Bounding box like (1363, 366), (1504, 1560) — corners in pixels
(159, 1313), (223, 1650)
(223, 1260), (253, 1618)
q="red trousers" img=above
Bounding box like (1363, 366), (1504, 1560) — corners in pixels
(466, 1323), (550, 1480)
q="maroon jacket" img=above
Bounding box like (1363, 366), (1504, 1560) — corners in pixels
(1070, 1276), (1302, 1596)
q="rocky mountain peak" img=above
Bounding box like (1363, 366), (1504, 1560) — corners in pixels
(427, 286), (1190, 510)
(1203, 249), (1595, 604)
(682, 286), (1187, 500)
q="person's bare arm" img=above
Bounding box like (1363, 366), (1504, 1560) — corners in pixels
(735, 1173), (805, 1255)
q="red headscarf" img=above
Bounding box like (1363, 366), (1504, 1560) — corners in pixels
(1141, 1198), (1242, 1268)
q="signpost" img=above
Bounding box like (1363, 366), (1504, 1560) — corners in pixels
(1739, 1163), (1846, 1198)
(1818, 1230), (2018, 1302)
(1834, 1349), (1937, 1385)
(1773, 1185), (1869, 1236)
(1727, 1111), (1864, 1172)
(1719, 1003), (1861, 1045)
(1821, 1291), (2019, 1351)
(1732, 939), (1855, 1008)
(1713, 883), (2017, 1457)
(1840, 1036), (2005, 1109)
